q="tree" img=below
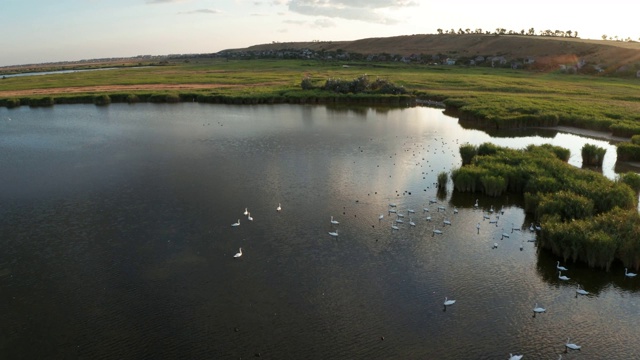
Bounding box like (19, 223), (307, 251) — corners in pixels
(566, 30), (572, 37)
(602, 34), (608, 40)
(437, 28), (443, 35)
(528, 27), (535, 36)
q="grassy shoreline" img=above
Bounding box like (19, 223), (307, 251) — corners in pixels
(2, 58), (640, 136)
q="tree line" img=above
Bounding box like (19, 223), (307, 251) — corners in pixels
(436, 27), (639, 42)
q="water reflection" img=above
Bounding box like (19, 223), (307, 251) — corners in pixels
(0, 103), (638, 359)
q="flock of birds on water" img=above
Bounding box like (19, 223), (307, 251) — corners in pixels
(227, 196), (638, 359)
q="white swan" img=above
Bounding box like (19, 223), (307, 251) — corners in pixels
(432, 226), (443, 235)
(443, 219), (451, 226)
(625, 268), (637, 277)
(558, 271), (570, 281)
(512, 223), (521, 231)
(388, 208), (397, 214)
(379, 214), (384, 220)
(565, 338), (581, 351)
(244, 208), (248, 216)
(576, 285), (589, 295)
(529, 223), (534, 232)
(501, 229), (510, 239)
(533, 303), (546, 313)
(234, 248), (243, 258)
(231, 219), (240, 227)
(276, 203), (281, 211)
(474, 199), (479, 208)
(330, 216), (339, 225)
(391, 222), (399, 230)
(395, 218), (404, 224)
(493, 242), (498, 249)
(443, 297), (456, 306)
(423, 207), (430, 212)
(556, 261), (568, 271)
(476, 223), (480, 230)
(508, 354), (523, 360)
(409, 218), (416, 226)
(489, 205), (494, 213)
(426, 215), (432, 221)
(437, 206), (446, 211)
(408, 208), (415, 213)
(389, 203), (397, 207)
(328, 229), (339, 237)
(247, 213), (253, 221)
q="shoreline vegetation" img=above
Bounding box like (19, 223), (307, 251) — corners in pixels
(2, 58), (640, 158)
(452, 143), (640, 271)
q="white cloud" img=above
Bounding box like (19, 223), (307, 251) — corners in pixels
(178, 9), (221, 14)
(312, 18), (335, 28)
(146, 0), (189, 4)
(287, 0), (416, 24)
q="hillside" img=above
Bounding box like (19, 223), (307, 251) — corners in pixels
(226, 34), (640, 69)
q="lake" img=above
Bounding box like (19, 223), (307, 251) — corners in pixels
(0, 103), (638, 359)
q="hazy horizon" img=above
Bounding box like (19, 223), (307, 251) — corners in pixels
(1, 0), (638, 67)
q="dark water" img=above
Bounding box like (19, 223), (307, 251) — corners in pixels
(0, 104), (638, 359)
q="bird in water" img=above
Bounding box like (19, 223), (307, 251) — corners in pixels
(276, 203), (281, 212)
(234, 248), (243, 258)
(231, 219), (240, 227)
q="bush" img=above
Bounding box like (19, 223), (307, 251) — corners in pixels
(581, 143), (606, 166)
(617, 143), (640, 161)
(459, 143), (477, 165)
(618, 172), (640, 194)
(93, 94), (111, 106)
(437, 171), (448, 190)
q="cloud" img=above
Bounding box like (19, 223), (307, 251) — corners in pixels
(146, 0), (189, 3)
(178, 9), (221, 14)
(287, 0), (416, 24)
(311, 18), (335, 28)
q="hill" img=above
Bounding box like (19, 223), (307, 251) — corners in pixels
(224, 34), (640, 71)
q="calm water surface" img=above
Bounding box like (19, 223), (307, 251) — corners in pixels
(0, 104), (638, 359)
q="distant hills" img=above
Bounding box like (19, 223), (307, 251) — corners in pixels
(222, 34), (640, 74)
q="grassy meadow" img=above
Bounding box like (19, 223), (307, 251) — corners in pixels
(2, 58), (640, 135)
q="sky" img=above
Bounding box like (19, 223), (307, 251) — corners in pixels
(1, 0), (638, 67)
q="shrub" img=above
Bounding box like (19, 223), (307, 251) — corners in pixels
(581, 143), (606, 166)
(93, 94), (111, 106)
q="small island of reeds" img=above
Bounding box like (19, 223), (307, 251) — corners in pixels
(451, 142), (640, 271)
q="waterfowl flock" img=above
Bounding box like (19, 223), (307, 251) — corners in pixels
(225, 194), (635, 358)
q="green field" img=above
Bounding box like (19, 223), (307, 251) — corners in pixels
(2, 58), (640, 136)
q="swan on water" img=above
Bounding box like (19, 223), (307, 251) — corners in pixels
(508, 354), (523, 360)
(558, 271), (570, 281)
(243, 208), (248, 216)
(533, 303), (546, 313)
(409, 218), (416, 227)
(443, 219), (451, 226)
(556, 261), (568, 271)
(276, 203), (281, 211)
(247, 213), (253, 221)
(444, 297), (456, 306)
(330, 216), (339, 225)
(234, 248), (243, 258)
(391, 222), (399, 230)
(379, 214), (384, 220)
(474, 199), (479, 208)
(625, 268), (637, 277)
(328, 229), (339, 237)
(576, 285), (589, 295)
(426, 215), (432, 221)
(432, 226), (443, 235)
(231, 219), (240, 227)
(453, 207), (459, 214)
(565, 338), (581, 351)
